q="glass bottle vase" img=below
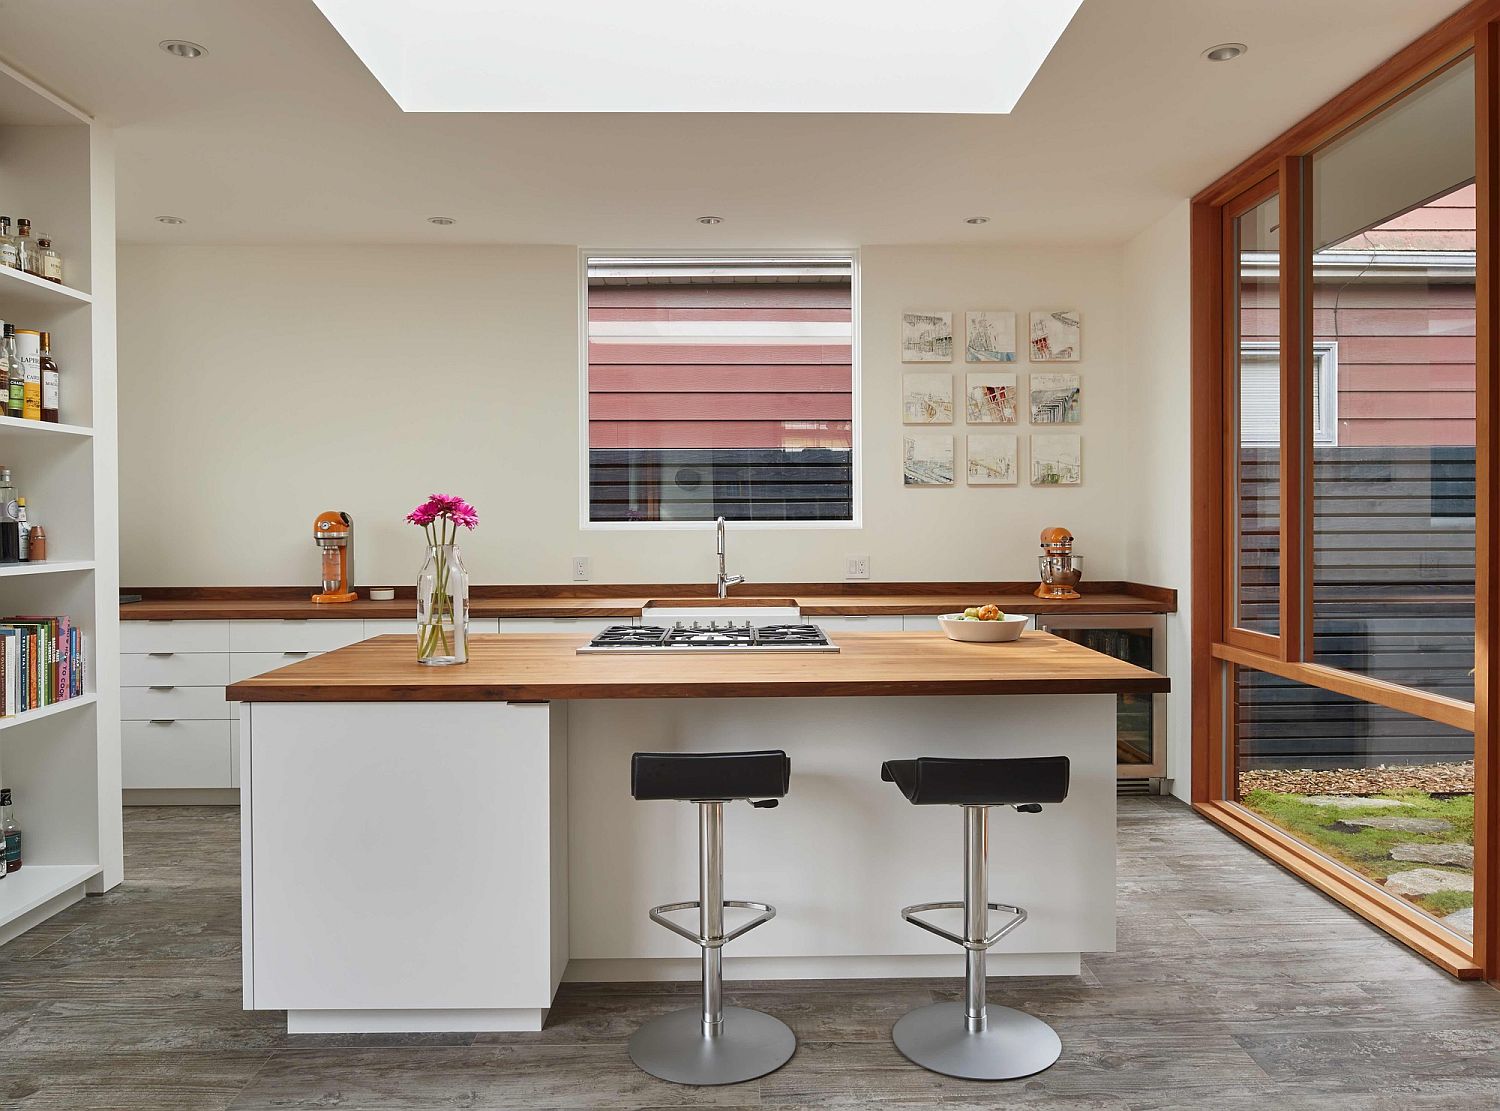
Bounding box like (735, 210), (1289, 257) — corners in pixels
(416, 543), (469, 665)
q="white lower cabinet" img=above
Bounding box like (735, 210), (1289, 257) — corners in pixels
(901, 614), (943, 632)
(814, 615), (904, 633)
(363, 618), (501, 637)
(496, 617), (623, 635)
(122, 720), (233, 789)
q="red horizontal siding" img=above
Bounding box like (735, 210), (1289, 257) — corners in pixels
(589, 342), (851, 365)
(1339, 419), (1476, 446)
(1340, 364), (1475, 391)
(590, 421), (853, 450)
(1338, 391), (1476, 418)
(590, 393), (852, 421)
(590, 365), (851, 393)
(589, 307), (851, 323)
(1243, 307), (1476, 336)
(1332, 336), (1474, 364)
(589, 283), (851, 309)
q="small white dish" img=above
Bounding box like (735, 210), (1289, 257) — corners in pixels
(937, 613), (1029, 643)
(368, 587), (396, 601)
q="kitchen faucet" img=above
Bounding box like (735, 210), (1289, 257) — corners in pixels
(715, 515), (745, 598)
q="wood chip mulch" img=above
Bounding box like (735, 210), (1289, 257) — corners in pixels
(1239, 762), (1474, 798)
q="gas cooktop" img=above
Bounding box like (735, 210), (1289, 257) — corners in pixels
(576, 622), (839, 653)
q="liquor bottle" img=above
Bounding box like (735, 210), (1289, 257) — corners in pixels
(0, 218), (17, 270)
(16, 498), (29, 562)
(0, 322), (12, 411)
(15, 329), (40, 420)
(39, 332), (58, 423)
(15, 219), (38, 276)
(0, 469), (18, 563)
(37, 238), (62, 284)
(5, 325), (22, 419)
(0, 788), (20, 873)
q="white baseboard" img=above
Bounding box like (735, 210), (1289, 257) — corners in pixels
(286, 1007), (549, 1034)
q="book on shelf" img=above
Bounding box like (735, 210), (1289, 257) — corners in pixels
(0, 614), (84, 716)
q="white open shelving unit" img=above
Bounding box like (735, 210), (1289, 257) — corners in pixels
(0, 58), (120, 946)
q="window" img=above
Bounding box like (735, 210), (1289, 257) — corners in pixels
(583, 255), (856, 524)
(1239, 341), (1339, 446)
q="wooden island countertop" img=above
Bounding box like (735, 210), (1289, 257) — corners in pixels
(225, 630), (1170, 703)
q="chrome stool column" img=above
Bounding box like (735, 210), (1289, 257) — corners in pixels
(627, 750), (796, 1086)
(881, 755), (1070, 1081)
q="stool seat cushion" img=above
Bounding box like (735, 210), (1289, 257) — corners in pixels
(632, 750), (791, 802)
(881, 756), (1069, 806)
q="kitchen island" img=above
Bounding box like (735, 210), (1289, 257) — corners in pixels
(229, 631), (1168, 1034)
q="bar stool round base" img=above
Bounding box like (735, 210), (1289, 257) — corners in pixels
(892, 1002), (1061, 1080)
(629, 1006), (796, 1086)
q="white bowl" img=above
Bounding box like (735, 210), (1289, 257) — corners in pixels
(937, 613), (1029, 643)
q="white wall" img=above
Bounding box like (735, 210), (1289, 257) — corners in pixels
(117, 243), (1136, 588)
(1122, 201), (1194, 800)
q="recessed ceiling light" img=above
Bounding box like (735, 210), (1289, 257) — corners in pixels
(965, 216), (990, 225)
(155, 215), (186, 225)
(159, 40), (207, 59)
(427, 216), (456, 225)
(697, 216), (724, 225)
(1202, 43), (1247, 62)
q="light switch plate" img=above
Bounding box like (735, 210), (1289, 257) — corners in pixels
(846, 556), (870, 580)
(571, 556), (591, 581)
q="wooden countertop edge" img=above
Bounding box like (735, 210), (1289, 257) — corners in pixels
(227, 676), (1171, 701)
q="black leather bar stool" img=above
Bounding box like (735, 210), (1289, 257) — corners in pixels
(880, 755), (1070, 1080)
(627, 750), (795, 1086)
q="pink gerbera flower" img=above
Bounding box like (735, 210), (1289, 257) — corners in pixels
(406, 494), (479, 542)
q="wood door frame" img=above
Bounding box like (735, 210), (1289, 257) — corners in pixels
(1190, 0), (1500, 983)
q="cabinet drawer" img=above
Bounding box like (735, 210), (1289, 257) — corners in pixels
(121, 620), (230, 654)
(901, 615), (943, 632)
(122, 685), (231, 721)
(363, 618), (500, 638)
(496, 617), (622, 635)
(813, 615), (904, 633)
(229, 620), (365, 653)
(122, 652), (231, 686)
(230, 651), (321, 684)
(123, 720), (232, 789)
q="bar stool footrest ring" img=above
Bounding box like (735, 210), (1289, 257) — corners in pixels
(648, 899), (777, 949)
(900, 900), (1027, 950)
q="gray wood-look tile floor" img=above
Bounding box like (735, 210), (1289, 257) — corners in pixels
(2, 797), (1498, 1109)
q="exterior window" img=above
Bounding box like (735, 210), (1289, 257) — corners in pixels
(583, 255), (856, 524)
(1239, 341), (1339, 446)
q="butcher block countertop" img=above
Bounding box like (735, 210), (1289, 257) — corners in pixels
(225, 630), (1171, 703)
(123, 581), (1176, 621)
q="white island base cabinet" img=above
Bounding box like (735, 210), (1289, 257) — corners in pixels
(239, 694), (1114, 1034)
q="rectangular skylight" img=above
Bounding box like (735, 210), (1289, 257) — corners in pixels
(313, 0), (1082, 114)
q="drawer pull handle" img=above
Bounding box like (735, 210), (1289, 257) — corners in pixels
(147, 652), (175, 658)
(148, 719), (176, 725)
(282, 651), (309, 657)
(148, 685), (176, 692)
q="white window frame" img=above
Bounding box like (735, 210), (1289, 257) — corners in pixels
(1239, 340), (1339, 447)
(577, 248), (862, 531)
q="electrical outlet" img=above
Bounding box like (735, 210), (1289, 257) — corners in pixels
(571, 556), (591, 582)
(846, 556), (870, 580)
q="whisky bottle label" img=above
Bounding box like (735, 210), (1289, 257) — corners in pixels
(43, 375), (58, 410)
(4, 830), (19, 867)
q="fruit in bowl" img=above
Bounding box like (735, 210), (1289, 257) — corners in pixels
(938, 608), (1029, 643)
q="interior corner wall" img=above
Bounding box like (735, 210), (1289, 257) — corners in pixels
(1122, 200), (1194, 801)
(116, 242), (1132, 588)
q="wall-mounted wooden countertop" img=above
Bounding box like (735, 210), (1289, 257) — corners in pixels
(122, 581), (1176, 621)
(226, 630), (1171, 703)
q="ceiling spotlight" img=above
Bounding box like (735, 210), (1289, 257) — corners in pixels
(427, 216), (456, 225)
(155, 215), (186, 225)
(1202, 43), (1247, 62)
(965, 216), (990, 225)
(696, 215), (724, 225)
(159, 40), (207, 59)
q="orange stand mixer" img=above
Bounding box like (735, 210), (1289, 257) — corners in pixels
(1035, 525), (1083, 601)
(312, 510), (357, 604)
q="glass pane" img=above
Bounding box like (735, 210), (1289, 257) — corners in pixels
(1235, 665), (1475, 941)
(1235, 194), (1281, 634)
(586, 257), (854, 522)
(1309, 58), (1476, 699)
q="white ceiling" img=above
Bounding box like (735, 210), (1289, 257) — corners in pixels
(0, 0), (1473, 247)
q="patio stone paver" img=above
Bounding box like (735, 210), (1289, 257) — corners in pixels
(1383, 868), (1473, 897)
(1304, 796), (1408, 809)
(1330, 816), (1452, 834)
(1389, 841), (1473, 867)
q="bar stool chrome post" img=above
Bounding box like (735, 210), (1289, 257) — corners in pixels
(882, 755), (1069, 1081)
(627, 750), (796, 1086)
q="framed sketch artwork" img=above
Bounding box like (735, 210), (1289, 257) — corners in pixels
(966, 372), (1018, 424)
(1029, 373), (1081, 424)
(902, 311), (953, 362)
(902, 373), (954, 424)
(1029, 310), (1081, 361)
(1031, 434), (1082, 485)
(903, 434), (954, 486)
(965, 311), (1016, 363)
(967, 434), (1018, 485)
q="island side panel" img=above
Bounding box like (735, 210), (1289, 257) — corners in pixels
(242, 701), (566, 1030)
(566, 694), (1116, 980)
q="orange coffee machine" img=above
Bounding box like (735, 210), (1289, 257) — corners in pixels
(312, 510), (357, 604)
(1035, 525), (1083, 601)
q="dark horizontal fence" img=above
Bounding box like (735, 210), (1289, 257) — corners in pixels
(1237, 445), (1476, 771)
(589, 448), (854, 522)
